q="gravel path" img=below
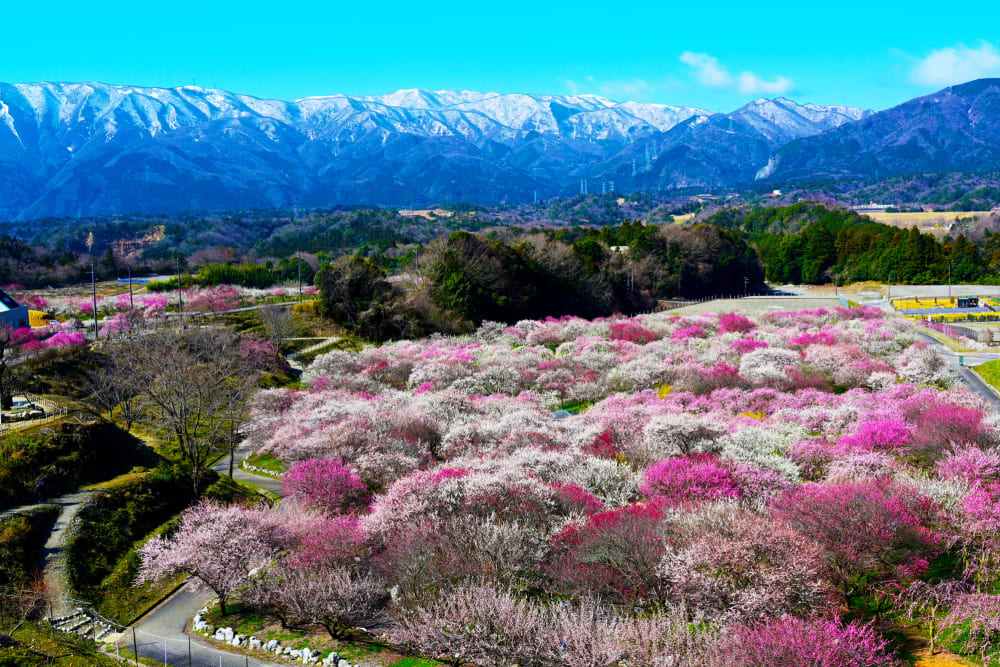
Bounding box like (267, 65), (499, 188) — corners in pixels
(0, 488), (97, 616)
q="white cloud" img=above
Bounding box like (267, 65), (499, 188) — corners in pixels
(679, 52), (731, 87)
(910, 41), (1000, 87)
(679, 51), (794, 95)
(737, 72), (794, 95)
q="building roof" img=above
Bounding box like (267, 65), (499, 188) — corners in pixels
(0, 288), (21, 313)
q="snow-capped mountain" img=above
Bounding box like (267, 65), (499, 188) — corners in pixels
(728, 97), (872, 143)
(0, 82), (871, 218)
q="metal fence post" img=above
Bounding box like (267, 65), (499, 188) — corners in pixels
(133, 626), (139, 667)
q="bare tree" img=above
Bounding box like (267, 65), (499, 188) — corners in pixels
(0, 327), (24, 410)
(217, 372), (259, 477)
(260, 304), (296, 347)
(0, 580), (47, 636)
(87, 348), (147, 431)
(122, 326), (258, 492)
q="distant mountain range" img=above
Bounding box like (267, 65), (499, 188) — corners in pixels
(0, 79), (997, 219)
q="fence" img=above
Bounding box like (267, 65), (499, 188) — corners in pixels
(111, 625), (278, 667)
(0, 586), (277, 667)
(0, 404), (73, 432)
(924, 319), (995, 344)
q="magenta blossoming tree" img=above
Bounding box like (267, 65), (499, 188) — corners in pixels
(715, 616), (901, 667)
(283, 459), (371, 515)
(640, 454), (741, 505)
(772, 479), (942, 591)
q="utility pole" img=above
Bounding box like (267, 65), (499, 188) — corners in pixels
(128, 265), (134, 310)
(175, 257), (183, 314)
(297, 252), (302, 302)
(948, 261), (953, 302)
(90, 263), (98, 340)
(629, 252), (634, 293)
(743, 276), (749, 296)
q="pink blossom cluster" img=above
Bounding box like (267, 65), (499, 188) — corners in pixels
(5, 323), (87, 353)
(304, 307), (928, 401)
(143, 306), (1000, 663)
(39, 283), (306, 319)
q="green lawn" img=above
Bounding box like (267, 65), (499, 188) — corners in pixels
(244, 451), (286, 474)
(1, 622), (121, 666)
(974, 358), (1000, 391)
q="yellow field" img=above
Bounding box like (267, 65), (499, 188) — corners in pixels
(893, 298), (961, 310)
(672, 213), (696, 224)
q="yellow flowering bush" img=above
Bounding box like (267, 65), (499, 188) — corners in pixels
(28, 310), (55, 327)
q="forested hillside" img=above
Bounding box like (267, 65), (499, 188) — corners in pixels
(706, 203), (991, 284)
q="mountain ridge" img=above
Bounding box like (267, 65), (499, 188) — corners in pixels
(0, 81), (874, 218)
(762, 78), (1000, 183)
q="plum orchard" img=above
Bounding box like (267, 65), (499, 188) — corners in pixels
(143, 306), (1000, 665)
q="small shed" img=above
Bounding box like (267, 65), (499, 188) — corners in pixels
(957, 297), (980, 309)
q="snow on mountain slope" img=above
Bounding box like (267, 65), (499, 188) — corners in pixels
(728, 97), (873, 143)
(0, 81), (871, 218)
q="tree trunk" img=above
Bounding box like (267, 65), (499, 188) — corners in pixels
(191, 463), (202, 495)
(229, 451), (235, 478)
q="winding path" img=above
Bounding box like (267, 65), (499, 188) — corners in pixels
(0, 488), (97, 616)
(130, 458), (284, 666)
(865, 296), (1000, 408)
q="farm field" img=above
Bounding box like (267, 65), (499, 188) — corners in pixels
(668, 296), (843, 315)
(864, 210), (994, 236)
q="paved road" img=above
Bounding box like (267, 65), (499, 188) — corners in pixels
(211, 454), (284, 495)
(130, 462), (284, 667)
(779, 284), (1000, 299)
(916, 332), (1000, 408)
(131, 582), (281, 667)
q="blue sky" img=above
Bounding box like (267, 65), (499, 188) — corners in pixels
(5, 0), (1000, 111)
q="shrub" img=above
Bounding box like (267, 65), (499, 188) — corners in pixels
(718, 313), (755, 334)
(67, 471), (193, 604)
(660, 510), (838, 622)
(940, 593), (1000, 660)
(640, 455), (740, 505)
(547, 502), (665, 602)
(0, 507), (58, 588)
(389, 582), (711, 667)
(836, 419), (911, 453)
